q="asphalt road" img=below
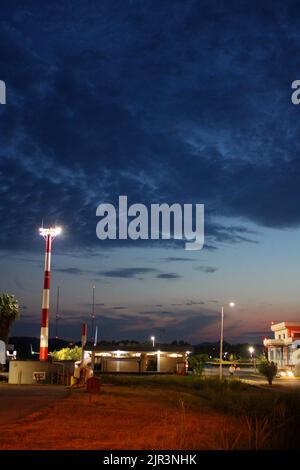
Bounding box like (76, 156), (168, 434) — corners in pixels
(0, 384), (69, 425)
(204, 366), (300, 390)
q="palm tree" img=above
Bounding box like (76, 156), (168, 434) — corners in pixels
(0, 293), (19, 345)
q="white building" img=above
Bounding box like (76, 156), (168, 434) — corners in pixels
(85, 344), (192, 374)
(263, 322), (300, 369)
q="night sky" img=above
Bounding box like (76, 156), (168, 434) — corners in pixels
(1, 1), (300, 344)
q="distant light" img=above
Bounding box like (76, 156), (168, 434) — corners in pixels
(229, 302), (235, 307)
(249, 346), (255, 354)
(287, 371), (294, 378)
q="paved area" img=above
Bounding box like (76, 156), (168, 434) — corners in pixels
(203, 366), (300, 390)
(0, 384), (69, 425)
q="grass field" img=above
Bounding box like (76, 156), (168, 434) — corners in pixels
(0, 375), (299, 450)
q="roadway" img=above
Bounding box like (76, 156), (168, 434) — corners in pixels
(0, 384), (69, 425)
(203, 366), (300, 390)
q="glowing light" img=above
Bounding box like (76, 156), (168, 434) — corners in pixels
(229, 302), (235, 307)
(39, 226), (62, 237)
(114, 350), (126, 357)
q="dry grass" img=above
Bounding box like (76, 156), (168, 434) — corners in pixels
(0, 384), (241, 450)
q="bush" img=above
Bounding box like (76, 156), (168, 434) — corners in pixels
(51, 345), (82, 361)
(188, 354), (207, 375)
(258, 360), (277, 385)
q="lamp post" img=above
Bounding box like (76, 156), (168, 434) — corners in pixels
(39, 226), (62, 361)
(81, 323), (87, 366)
(151, 336), (155, 348)
(249, 346), (255, 369)
(219, 301), (235, 380)
(55, 285), (60, 339)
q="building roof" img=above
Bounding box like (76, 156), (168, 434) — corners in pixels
(85, 343), (193, 353)
(271, 322), (300, 332)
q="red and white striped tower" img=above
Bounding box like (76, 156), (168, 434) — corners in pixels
(39, 227), (62, 361)
(81, 322), (87, 365)
(82, 323), (87, 348)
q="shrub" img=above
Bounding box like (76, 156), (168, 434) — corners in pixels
(51, 345), (82, 361)
(188, 354), (207, 375)
(258, 360), (277, 385)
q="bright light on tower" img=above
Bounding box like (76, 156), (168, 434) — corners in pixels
(39, 226), (62, 237)
(150, 336), (155, 347)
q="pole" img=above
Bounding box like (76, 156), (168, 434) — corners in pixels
(219, 305), (224, 380)
(39, 234), (52, 361)
(81, 323), (87, 365)
(94, 325), (98, 347)
(91, 285), (95, 342)
(55, 286), (60, 339)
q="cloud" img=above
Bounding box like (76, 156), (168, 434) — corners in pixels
(156, 273), (182, 280)
(162, 257), (195, 262)
(1, 3), (298, 256)
(185, 300), (205, 306)
(80, 302), (106, 307)
(54, 267), (86, 275)
(194, 266), (218, 273)
(139, 310), (176, 316)
(100, 268), (158, 279)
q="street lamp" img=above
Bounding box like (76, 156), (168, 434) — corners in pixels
(219, 301), (235, 380)
(249, 346), (255, 370)
(150, 336), (155, 348)
(39, 226), (62, 361)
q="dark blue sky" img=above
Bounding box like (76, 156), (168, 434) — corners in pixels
(1, 1), (300, 343)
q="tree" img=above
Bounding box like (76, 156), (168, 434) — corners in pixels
(0, 293), (19, 345)
(258, 360), (277, 385)
(51, 346), (82, 361)
(188, 354), (208, 375)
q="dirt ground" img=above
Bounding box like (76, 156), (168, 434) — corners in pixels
(0, 384), (241, 450)
(0, 384), (68, 425)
